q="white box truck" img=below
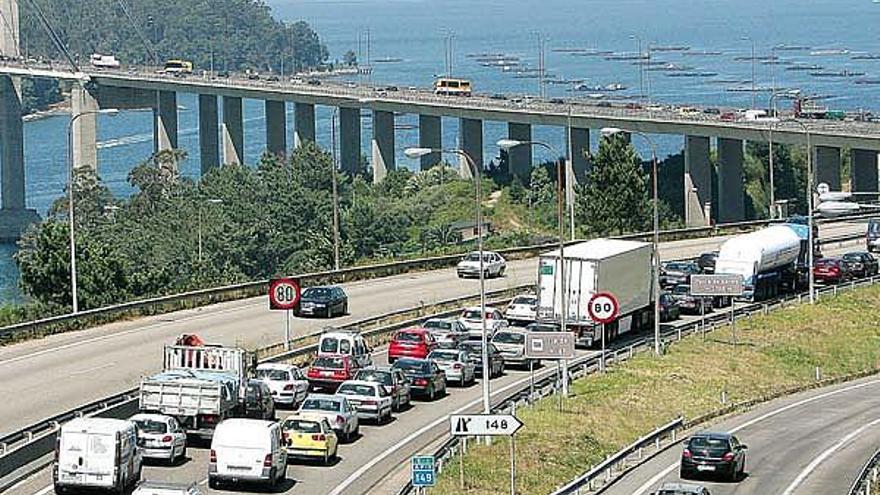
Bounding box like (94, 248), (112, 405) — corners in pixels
(537, 239), (654, 347)
(139, 343), (254, 438)
(90, 53), (121, 68)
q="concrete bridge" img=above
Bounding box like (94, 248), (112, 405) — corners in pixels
(1, 7), (879, 240)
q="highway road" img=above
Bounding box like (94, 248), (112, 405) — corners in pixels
(603, 375), (880, 495)
(3, 222), (868, 495)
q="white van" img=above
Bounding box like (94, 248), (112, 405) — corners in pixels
(53, 418), (142, 494)
(208, 419), (287, 490)
(318, 330), (373, 368)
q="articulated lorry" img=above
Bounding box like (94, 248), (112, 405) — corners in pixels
(536, 239), (654, 347)
(139, 337), (257, 438)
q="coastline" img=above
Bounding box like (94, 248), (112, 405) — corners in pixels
(22, 99), (70, 122)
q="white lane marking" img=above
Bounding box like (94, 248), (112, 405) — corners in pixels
(69, 362), (116, 376)
(326, 360), (571, 495)
(780, 417), (880, 495)
(33, 486), (52, 495)
(631, 379), (880, 495)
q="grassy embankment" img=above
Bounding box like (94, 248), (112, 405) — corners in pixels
(434, 285), (880, 494)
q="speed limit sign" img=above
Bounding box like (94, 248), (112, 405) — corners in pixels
(588, 292), (619, 324)
(269, 278), (301, 310)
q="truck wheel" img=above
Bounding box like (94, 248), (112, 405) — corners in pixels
(208, 477), (220, 489)
(53, 485), (67, 495)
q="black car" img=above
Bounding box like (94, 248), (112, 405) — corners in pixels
(295, 286), (348, 318)
(391, 358), (447, 400)
(659, 292), (680, 322)
(661, 261), (701, 288)
(697, 252), (718, 274)
(244, 379), (275, 420)
(490, 93), (508, 100)
(702, 107), (721, 115)
(843, 251), (879, 278)
(549, 98), (565, 104)
(266, 75), (280, 82)
(385, 85), (399, 92)
(307, 79), (322, 86)
(680, 432), (747, 481)
(216, 70), (230, 78)
(670, 285), (713, 314)
(458, 341), (505, 378)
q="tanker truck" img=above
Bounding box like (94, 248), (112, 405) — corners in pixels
(714, 225), (806, 301)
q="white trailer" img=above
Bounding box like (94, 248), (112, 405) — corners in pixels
(90, 53), (120, 68)
(714, 225), (803, 300)
(537, 239), (654, 347)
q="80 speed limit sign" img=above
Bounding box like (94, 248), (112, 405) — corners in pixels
(588, 292), (619, 324)
(269, 278), (301, 310)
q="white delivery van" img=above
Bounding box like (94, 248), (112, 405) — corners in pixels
(208, 419), (287, 490)
(53, 418), (142, 494)
(318, 330), (373, 368)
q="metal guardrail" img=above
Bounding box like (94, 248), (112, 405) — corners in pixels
(849, 448), (880, 495)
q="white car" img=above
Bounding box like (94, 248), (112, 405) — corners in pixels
(505, 294), (537, 323)
(132, 481), (202, 495)
(255, 363), (310, 408)
(298, 394), (360, 442)
(456, 251), (506, 278)
(428, 349), (476, 386)
(335, 380), (394, 424)
(458, 306), (508, 339)
(492, 329), (537, 369)
(423, 317), (469, 348)
(130, 413), (187, 463)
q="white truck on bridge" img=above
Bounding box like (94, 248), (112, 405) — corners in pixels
(89, 53), (121, 68)
(537, 239), (654, 347)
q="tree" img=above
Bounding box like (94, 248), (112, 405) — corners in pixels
(576, 134), (651, 236)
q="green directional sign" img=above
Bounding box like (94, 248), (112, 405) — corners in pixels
(540, 263), (554, 275)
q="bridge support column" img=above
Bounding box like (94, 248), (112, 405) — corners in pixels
(684, 135), (712, 227)
(155, 90), (178, 152)
(568, 127), (590, 183)
(0, 74), (37, 241)
(294, 102), (315, 148)
(339, 107), (361, 174)
(371, 110), (395, 183)
(71, 84), (98, 170)
(265, 100), (287, 156)
(418, 115), (441, 170)
(0, 0), (20, 58)
(221, 96), (244, 165)
(508, 122), (532, 179)
(851, 149), (879, 193)
(198, 94), (219, 174)
(717, 137), (745, 223)
(814, 145), (841, 191)
(459, 118), (482, 179)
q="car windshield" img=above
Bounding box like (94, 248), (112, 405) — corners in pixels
(464, 253), (491, 262)
(133, 419), (167, 434)
(688, 436), (730, 454)
(460, 342), (482, 353)
(665, 263), (695, 272)
(355, 370), (392, 385)
(313, 356), (345, 369)
(338, 383), (377, 396)
(429, 350), (460, 361)
(493, 332), (524, 344)
(817, 259), (838, 267)
(301, 398), (341, 412)
(511, 296), (536, 305)
(256, 369), (291, 381)
(320, 337), (352, 354)
(395, 331), (423, 342)
(673, 285), (690, 295)
(462, 310), (482, 319)
(283, 419), (321, 433)
(394, 360), (429, 373)
(424, 319), (451, 330)
(303, 288), (333, 298)
(843, 253), (863, 261)
(869, 221), (880, 233)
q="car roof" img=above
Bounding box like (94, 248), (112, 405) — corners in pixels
(357, 366), (393, 373)
(463, 306), (499, 311)
(397, 327), (429, 334)
(425, 317), (456, 323)
(136, 481), (197, 489)
(282, 412), (330, 423)
(63, 418), (134, 434)
(257, 363), (296, 371)
(306, 285), (340, 290)
(338, 380), (378, 389)
(691, 431), (732, 440)
(304, 393), (344, 401)
(131, 413), (173, 422)
(658, 482), (707, 493)
(395, 357), (430, 364)
(494, 328), (526, 335)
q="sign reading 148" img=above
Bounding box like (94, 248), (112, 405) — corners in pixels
(588, 292), (619, 324)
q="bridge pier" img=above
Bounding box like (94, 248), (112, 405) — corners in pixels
(684, 135), (712, 227)
(814, 145), (842, 191)
(717, 137), (745, 223)
(459, 118), (482, 178)
(339, 107), (361, 174)
(294, 102), (316, 148)
(508, 122), (532, 179)
(418, 115), (441, 170)
(851, 149), (879, 193)
(155, 90), (178, 152)
(221, 96), (244, 165)
(0, 0), (19, 59)
(71, 84), (98, 170)
(0, 74), (37, 241)
(568, 127), (590, 183)
(265, 100), (287, 156)
(198, 94), (219, 174)
(371, 110), (395, 183)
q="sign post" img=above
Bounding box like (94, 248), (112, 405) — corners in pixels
(690, 274), (744, 347)
(525, 331), (575, 404)
(451, 414), (523, 495)
(411, 455), (436, 490)
(268, 278), (301, 350)
(588, 292), (619, 372)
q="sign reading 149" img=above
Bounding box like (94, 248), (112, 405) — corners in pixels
(588, 292), (619, 324)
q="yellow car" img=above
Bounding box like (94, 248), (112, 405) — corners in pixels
(281, 413), (339, 465)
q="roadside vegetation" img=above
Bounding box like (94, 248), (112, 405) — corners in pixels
(433, 285), (880, 494)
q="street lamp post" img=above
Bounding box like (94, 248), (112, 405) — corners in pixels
(329, 109), (342, 271)
(600, 128), (662, 356)
(66, 108), (119, 314)
(630, 34), (645, 103)
(404, 146), (491, 414)
(197, 198), (223, 273)
(764, 90), (788, 219)
(741, 36), (757, 109)
(496, 138), (570, 397)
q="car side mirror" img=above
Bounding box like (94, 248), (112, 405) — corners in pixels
(740, 444), (748, 450)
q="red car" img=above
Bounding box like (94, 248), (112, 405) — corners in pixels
(813, 258), (853, 284)
(306, 355), (358, 391)
(388, 328), (437, 364)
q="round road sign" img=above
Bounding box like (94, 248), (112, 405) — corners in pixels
(588, 292), (619, 324)
(269, 278), (301, 311)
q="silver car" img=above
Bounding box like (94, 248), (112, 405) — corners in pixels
(298, 394), (360, 442)
(492, 329), (538, 369)
(423, 318), (469, 348)
(428, 349), (476, 386)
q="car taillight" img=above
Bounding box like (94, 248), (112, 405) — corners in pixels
(311, 434), (327, 441)
(162, 435), (172, 443)
(363, 399), (377, 405)
(308, 368), (320, 378)
(722, 452), (735, 462)
(203, 415), (218, 425)
(336, 415), (345, 424)
(284, 384), (295, 391)
(333, 370), (348, 379)
(453, 364), (463, 369)
(210, 449), (217, 463)
(414, 378), (428, 386)
(263, 454), (272, 467)
(282, 432), (288, 442)
(486, 313), (494, 319)
(682, 449), (692, 459)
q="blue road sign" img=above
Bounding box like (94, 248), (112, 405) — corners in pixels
(412, 455), (436, 487)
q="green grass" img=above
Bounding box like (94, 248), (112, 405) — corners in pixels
(434, 285), (880, 494)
